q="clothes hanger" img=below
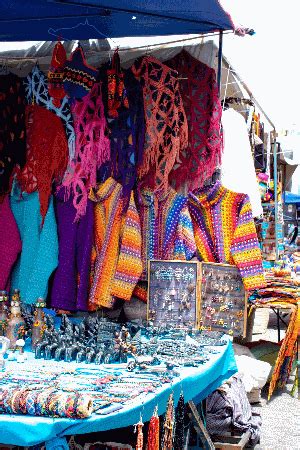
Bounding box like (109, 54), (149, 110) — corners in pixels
(48, 18), (118, 47)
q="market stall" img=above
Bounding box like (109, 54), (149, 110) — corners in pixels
(0, 1), (277, 449)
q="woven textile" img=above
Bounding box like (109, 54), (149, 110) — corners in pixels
(0, 73), (26, 198)
(10, 185), (58, 305)
(0, 195), (22, 290)
(167, 50), (223, 190)
(62, 81), (110, 220)
(131, 56), (188, 191)
(137, 186), (196, 280)
(24, 64), (75, 163)
(188, 181), (265, 290)
(17, 104), (68, 224)
(89, 178), (142, 310)
(50, 189), (94, 312)
(99, 65), (145, 198)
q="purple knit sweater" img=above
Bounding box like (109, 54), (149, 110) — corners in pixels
(50, 189), (94, 311)
(0, 195), (22, 290)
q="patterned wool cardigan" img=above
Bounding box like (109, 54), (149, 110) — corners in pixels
(89, 177), (143, 310)
(188, 181), (265, 291)
(137, 187), (196, 280)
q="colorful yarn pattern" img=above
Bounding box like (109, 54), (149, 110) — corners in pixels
(89, 178), (142, 310)
(167, 50), (223, 190)
(24, 65), (75, 164)
(137, 187), (196, 280)
(63, 81), (111, 220)
(132, 56), (188, 191)
(188, 181), (265, 291)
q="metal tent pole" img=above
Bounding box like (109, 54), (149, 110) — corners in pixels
(217, 31), (223, 94)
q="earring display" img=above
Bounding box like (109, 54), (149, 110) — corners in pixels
(147, 260), (199, 328)
(199, 262), (247, 337)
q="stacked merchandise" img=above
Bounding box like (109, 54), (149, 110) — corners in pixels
(0, 42), (265, 315)
(249, 269), (300, 398)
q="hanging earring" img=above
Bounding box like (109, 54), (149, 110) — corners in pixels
(147, 406), (160, 450)
(135, 414), (144, 450)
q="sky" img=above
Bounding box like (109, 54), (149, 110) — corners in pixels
(221, 0), (300, 131)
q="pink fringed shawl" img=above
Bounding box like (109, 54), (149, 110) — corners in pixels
(62, 81), (110, 220)
(166, 50), (223, 190)
(131, 56), (188, 191)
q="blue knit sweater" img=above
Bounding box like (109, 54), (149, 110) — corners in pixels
(10, 186), (58, 304)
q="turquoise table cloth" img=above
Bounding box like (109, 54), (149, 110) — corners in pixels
(0, 336), (237, 448)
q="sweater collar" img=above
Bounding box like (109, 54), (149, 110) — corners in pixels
(191, 180), (226, 207)
(138, 185), (172, 206)
(89, 177), (121, 202)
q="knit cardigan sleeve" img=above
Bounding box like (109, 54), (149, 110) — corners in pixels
(173, 205), (196, 260)
(111, 192), (143, 301)
(230, 195), (265, 291)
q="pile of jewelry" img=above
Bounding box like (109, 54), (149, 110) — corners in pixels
(0, 359), (173, 418)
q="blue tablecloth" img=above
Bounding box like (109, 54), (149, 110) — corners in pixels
(0, 336), (237, 447)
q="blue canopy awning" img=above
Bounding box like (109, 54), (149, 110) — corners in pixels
(285, 192), (300, 205)
(0, 0), (234, 41)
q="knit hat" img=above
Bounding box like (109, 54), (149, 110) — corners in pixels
(48, 41), (67, 107)
(63, 44), (98, 102)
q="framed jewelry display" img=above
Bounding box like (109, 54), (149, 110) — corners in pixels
(198, 262), (247, 337)
(147, 260), (199, 328)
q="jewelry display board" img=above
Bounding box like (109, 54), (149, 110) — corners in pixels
(147, 260), (199, 328)
(199, 262), (247, 337)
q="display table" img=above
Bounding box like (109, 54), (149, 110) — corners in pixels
(0, 337), (237, 448)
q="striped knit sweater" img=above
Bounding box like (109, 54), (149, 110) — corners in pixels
(89, 177), (142, 310)
(137, 186), (196, 279)
(188, 181), (265, 290)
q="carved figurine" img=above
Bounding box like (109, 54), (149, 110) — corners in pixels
(31, 298), (47, 350)
(0, 291), (8, 336)
(5, 289), (26, 349)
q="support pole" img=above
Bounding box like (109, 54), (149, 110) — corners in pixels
(217, 31), (223, 94)
(273, 140), (279, 261)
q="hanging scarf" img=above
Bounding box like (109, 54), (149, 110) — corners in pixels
(0, 73), (26, 198)
(166, 50), (223, 190)
(62, 81), (110, 220)
(132, 56), (188, 192)
(17, 104), (68, 224)
(48, 41), (67, 107)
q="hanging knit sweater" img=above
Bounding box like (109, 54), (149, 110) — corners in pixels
(188, 181), (265, 290)
(137, 187), (196, 280)
(0, 195), (22, 290)
(17, 104), (68, 224)
(0, 73), (26, 198)
(166, 50), (223, 190)
(50, 188), (94, 312)
(10, 184), (59, 304)
(131, 56), (188, 191)
(89, 177), (142, 310)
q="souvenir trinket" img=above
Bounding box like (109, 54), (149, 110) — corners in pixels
(31, 298), (47, 350)
(5, 290), (26, 349)
(0, 291), (8, 336)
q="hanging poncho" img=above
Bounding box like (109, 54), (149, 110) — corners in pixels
(0, 74), (26, 198)
(131, 56), (188, 191)
(62, 81), (110, 220)
(166, 50), (223, 190)
(24, 64), (75, 164)
(17, 104), (68, 224)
